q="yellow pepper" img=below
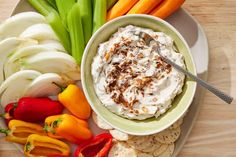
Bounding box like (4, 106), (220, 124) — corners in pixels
(24, 134), (70, 157)
(0, 120), (45, 144)
(44, 114), (93, 144)
(57, 84), (91, 119)
(44, 115), (63, 139)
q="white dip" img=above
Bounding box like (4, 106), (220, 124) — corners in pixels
(91, 25), (185, 120)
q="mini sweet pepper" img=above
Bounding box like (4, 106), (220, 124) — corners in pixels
(44, 115), (63, 139)
(54, 83), (91, 119)
(2, 97), (64, 124)
(44, 114), (93, 144)
(0, 102), (15, 124)
(0, 120), (45, 144)
(24, 134), (70, 157)
(75, 133), (113, 157)
(47, 155), (72, 157)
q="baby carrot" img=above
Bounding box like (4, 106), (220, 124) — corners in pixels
(107, 0), (139, 21)
(150, 0), (185, 19)
(127, 0), (163, 14)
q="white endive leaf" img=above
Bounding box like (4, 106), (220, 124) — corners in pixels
(22, 51), (80, 80)
(4, 45), (58, 78)
(8, 45), (58, 63)
(19, 24), (59, 42)
(0, 70), (41, 108)
(39, 40), (66, 52)
(0, 37), (37, 85)
(0, 38), (22, 84)
(0, 12), (46, 41)
(24, 73), (66, 98)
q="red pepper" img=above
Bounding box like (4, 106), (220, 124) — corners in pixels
(0, 102), (16, 124)
(47, 155), (72, 157)
(2, 97), (64, 123)
(75, 133), (113, 157)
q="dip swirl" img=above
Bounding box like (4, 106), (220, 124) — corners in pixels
(91, 25), (185, 120)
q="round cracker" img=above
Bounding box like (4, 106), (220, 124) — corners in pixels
(154, 127), (181, 144)
(159, 144), (175, 157)
(159, 148), (172, 157)
(136, 151), (153, 157)
(153, 144), (168, 157)
(127, 135), (153, 151)
(109, 129), (130, 141)
(167, 143), (175, 156)
(108, 142), (137, 157)
(92, 112), (113, 130)
(142, 140), (162, 153)
(169, 117), (184, 130)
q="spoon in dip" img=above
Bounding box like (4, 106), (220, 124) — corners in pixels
(136, 31), (233, 104)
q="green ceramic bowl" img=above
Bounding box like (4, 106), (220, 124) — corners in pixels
(81, 15), (197, 135)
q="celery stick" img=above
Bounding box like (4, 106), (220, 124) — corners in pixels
(56, 0), (75, 25)
(46, 12), (71, 53)
(28, 0), (71, 53)
(77, 0), (92, 44)
(28, 0), (56, 16)
(93, 0), (107, 33)
(47, 0), (57, 10)
(67, 3), (85, 64)
(107, 0), (118, 10)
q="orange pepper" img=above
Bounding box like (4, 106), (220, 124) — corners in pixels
(44, 114), (93, 144)
(44, 115), (63, 139)
(56, 84), (91, 120)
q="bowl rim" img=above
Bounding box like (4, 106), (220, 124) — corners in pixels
(81, 14), (197, 135)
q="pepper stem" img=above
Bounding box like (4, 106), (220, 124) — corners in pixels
(13, 102), (18, 108)
(25, 142), (31, 152)
(52, 82), (66, 92)
(0, 113), (12, 119)
(43, 124), (55, 134)
(0, 128), (10, 136)
(52, 118), (62, 128)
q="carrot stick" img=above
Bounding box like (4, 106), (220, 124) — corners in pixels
(127, 0), (163, 14)
(107, 0), (139, 21)
(150, 0), (185, 19)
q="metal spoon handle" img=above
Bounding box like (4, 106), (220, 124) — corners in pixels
(160, 55), (233, 104)
(138, 31), (233, 104)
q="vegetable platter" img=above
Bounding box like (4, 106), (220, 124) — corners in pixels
(0, 0), (209, 157)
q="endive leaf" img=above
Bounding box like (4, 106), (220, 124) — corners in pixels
(0, 37), (37, 84)
(0, 12), (46, 41)
(24, 73), (66, 97)
(19, 23), (59, 42)
(22, 51), (80, 80)
(0, 70), (41, 107)
(39, 40), (66, 52)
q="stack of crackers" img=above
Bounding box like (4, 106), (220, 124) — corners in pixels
(92, 112), (184, 157)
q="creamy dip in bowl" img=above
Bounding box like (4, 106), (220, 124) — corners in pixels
(92, 25), (185, 120)
(81, 15), (196, 135)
